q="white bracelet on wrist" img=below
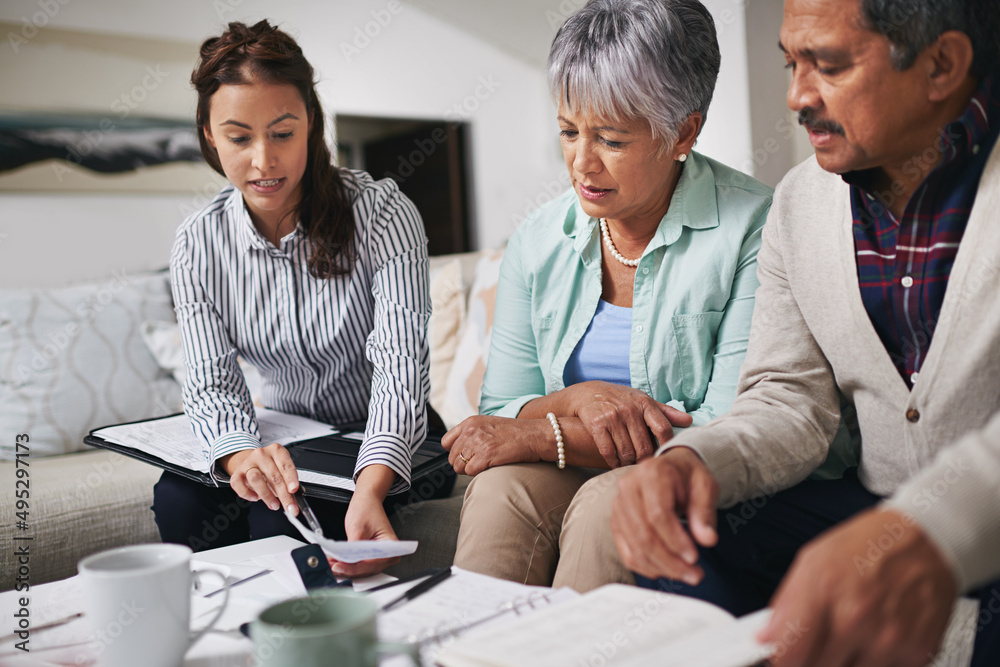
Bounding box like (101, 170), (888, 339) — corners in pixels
(546, 412), (566, 469)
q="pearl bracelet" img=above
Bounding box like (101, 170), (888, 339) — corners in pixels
(546, 412), (566, 469)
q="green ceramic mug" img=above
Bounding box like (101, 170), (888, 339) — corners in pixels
(250, 590), (420, 667)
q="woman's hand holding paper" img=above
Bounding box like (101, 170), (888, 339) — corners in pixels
(330, 464), (402, 578)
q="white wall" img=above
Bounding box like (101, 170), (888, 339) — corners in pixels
(698, 0), (753, 174)
(0, 194), (192, 286)
(0, 0), (786, 288)
(0, 0), (564, 287)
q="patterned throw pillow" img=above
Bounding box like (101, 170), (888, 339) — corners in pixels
(427, 257), (466, 424)
(140, 319), (265, 408)
(437, 249), (504, 428)
(0, 271), (182, 459)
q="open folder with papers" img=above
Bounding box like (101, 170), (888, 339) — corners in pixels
(84, 407), (452, 502)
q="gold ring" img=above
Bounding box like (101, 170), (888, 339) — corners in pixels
(458, 453), (469, 464)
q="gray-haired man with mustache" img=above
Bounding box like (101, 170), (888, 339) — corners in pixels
(611, 0), (1000, 665)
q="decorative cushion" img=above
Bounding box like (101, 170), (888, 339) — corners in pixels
(140, 319), (265, 407)
(427, 258), (466, 423)
(437, 249), (504, 428)
(0, 271), (182, 459)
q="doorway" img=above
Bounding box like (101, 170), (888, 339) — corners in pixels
(336, 115), (473, 256)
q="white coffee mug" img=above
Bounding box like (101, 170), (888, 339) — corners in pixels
(78, 543), (229, 667)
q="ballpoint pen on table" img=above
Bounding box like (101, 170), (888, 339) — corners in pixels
(380, 568), (453, 612)
(364, 567), (448, 594)
(204, 568), (273, 598)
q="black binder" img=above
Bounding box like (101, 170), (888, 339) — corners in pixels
(84, 414), (451, 503)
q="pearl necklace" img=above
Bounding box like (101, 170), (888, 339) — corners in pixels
(600, 218), (641, 267)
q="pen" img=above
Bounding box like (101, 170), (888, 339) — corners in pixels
(293, 489), (324, 538)
(0, 612), (83, 643)
(364, 567), (448, 594)
(205, 568), (273, 598)
(380, 568), (453, 612)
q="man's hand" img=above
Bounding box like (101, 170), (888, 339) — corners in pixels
(760, 507), (958, 667)
(612, 447), (719, 585)
(569, 382), (693, 468)
(442, 415), (543, 475)
(221, 443), (299, 513)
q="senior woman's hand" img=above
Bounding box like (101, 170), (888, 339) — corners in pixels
(442, 416), (545, 475)
(560, 381), (692, 468)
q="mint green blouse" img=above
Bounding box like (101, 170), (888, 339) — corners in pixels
(480, 152), (773, 428)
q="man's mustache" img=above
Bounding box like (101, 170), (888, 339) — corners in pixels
(798, 108), (845, 136)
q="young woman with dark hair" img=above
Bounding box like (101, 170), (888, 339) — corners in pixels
(151, 20), (447, 577)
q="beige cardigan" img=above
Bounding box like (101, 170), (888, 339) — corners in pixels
(664, 147), (1000, 592)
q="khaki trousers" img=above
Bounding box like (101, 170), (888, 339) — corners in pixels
(453, 463), (634, 592)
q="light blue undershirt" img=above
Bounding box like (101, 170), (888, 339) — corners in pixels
(563, 299), (633, 387)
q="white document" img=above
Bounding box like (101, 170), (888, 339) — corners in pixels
(284, 511), (418, 563)
(374, 567), (579, 667)
(96, 414), (213, 472)
(92, 407), (338, 474)
(296, 468), (356, 491)
(435, 584), (774, 667)
(644, 608), (773, 667)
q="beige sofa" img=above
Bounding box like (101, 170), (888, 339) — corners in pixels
(0, 246), (979, 666)
(0, 249), (497, 590)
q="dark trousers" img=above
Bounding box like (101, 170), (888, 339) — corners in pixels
(635, 469), (999, 666)
(152, 469), (455, 552)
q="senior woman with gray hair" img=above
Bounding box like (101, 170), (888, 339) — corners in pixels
(441, 0), (772, 591)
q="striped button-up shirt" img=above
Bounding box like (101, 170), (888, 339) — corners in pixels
(170, 170), (431, 494)
(848, 73), (999, 388)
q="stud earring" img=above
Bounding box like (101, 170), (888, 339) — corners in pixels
(676, 153), (687, 163)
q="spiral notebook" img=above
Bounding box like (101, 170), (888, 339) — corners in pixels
(370, 568), (580, 666)
(370, 570), (773, 667)
(433, 584), (774, 667)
